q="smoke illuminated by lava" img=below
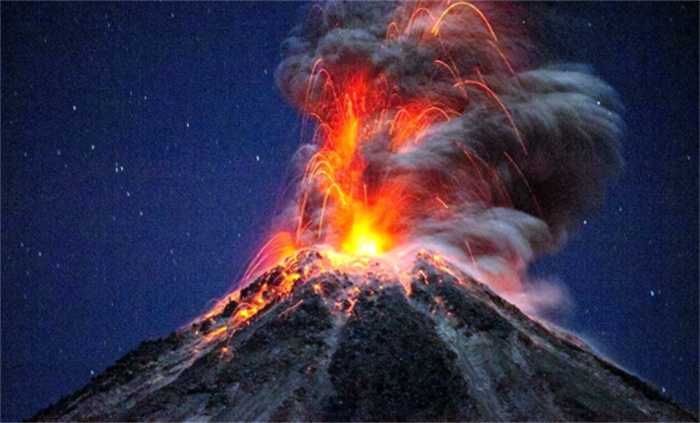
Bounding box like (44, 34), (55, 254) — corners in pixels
(200, 1), (623, 333)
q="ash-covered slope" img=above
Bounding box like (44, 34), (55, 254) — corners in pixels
(34, 252), (694, 422)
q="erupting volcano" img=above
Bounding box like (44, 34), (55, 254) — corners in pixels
(226, 0), (625, 317)
(32, 1), (695, 421)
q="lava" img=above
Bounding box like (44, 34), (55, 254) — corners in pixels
(197, 0), (623, 335)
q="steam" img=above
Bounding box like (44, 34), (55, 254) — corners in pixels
(273, 1), (623, 312)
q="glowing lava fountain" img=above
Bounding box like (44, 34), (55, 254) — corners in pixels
(202, 0), (623, 335)
(32, 4), (699, 422)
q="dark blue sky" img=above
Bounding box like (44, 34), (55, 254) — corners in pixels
(2, 2), (697, 421)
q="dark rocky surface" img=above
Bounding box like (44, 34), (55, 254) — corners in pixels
(32, 252), (696, 422)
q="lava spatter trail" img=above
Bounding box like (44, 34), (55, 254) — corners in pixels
(28, 3), (700, 422)
(200, 0), (623, 335)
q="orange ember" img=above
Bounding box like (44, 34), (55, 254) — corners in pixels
(297, 72), (412, 258)
(197, 1), (529, 336)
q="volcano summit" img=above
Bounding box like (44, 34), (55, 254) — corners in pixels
(28, 2), (697, 421)
(34, 251), (694, 421)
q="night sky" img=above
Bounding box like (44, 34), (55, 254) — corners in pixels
(2, 2), (697, 421)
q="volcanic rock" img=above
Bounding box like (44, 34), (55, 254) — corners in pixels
(32, 251), (696, 422)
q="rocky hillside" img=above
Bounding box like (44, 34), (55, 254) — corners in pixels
(33, 251), (696, 421)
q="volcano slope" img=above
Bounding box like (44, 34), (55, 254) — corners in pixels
(33, 251), (695, 422)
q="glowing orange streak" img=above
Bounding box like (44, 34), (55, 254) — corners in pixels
(436, 196), (450, 209)
(321, 79), (342, 111)
(309, 169), (344, 190)
(309, 67), (341, 109)
(279, 299), (304, 319)
(391, 105), (454, 148)
(464, 240), (478, 267)
(405, 7), (435, 35)
(386, 21), (400, 41)
(474, 67), (487, 85)
(304, 58), (324, 107)
(398, 107), (438, 140)
(305, 159), (335, 182)
(240, 232), (295, 284)
(454, 79), (526, 155)
(388, 108), (410, 134)
(296, 189), (310, 242)
(308, 113), (333, 138)
(487, 39), (515, 75)
(502, 151), (543, 217)
(415, 105), (453, 123)
(418, 269), (429, 282)
(374, 108), (389, 134)
(434, 59), (468, 98)
(311, 123), (333, 144)
(459, 146), (483, 170)
(318, 183), (349, 238)
(303, 145), (351, 238)
(304, 148), (343, 174)
(240, 243), (276, 285)
(301, 58), (325, 140)
(346, 297), (358, 316)
(430, 2), (499, 42)
(332, 97), (360, 161)
(297, 151), (348, 242)
(461, 147), (510, 204)
(393, 104), (454, 128)
(321, 179), (348, 205)
(489, 167), (512, 206)
(389, 106), (442, 148)
(433, 59), (458, 81)
(304, 151), (341, 182)
(202, 325), (228, 343)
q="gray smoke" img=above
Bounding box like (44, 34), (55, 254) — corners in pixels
(274, 1), (623, 311)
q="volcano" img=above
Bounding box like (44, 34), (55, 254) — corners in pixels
(33, 251), (694, 422)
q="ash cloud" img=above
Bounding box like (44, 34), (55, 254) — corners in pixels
(274, 1), (623, 311)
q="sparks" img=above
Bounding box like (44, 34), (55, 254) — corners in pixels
(195, 0), (623, 337)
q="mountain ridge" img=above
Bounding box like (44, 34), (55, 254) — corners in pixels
(32, 251), (696, 421)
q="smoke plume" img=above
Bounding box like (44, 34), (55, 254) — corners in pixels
(269, 1), (622, 312)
